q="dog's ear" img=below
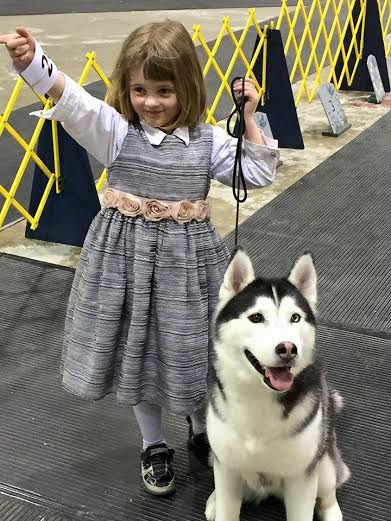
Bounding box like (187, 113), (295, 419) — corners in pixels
(288, 252), (317, 310)
(219, 247), (255, 305)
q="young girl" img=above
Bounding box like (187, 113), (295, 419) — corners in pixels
(1, 21), (279, 496)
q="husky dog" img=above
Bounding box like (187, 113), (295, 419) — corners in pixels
(205, 249), (349, 521)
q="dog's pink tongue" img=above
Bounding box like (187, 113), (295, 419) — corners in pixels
(265, 367), (294, 391)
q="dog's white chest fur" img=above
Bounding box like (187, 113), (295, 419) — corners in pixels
(208, 392), (321, 477)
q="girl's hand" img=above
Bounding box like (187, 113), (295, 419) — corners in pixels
(0, 27), (35, 71)
(233, 77), (260, 117)
(1, 26), (63, 101)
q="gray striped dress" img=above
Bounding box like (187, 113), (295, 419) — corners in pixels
(62, 123), (230, 415)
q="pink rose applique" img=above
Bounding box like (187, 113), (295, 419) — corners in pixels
(103, 188), (119, 208)
(194, 200), (209, 222)
(144, 199), (170, 221)
(118, 194), (143, 217)
(172, 200), (195, 223)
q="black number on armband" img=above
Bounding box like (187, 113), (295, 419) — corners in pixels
(41, 55), (53, 77)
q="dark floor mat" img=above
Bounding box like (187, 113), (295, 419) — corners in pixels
(0, 253), (389, 521)
(225, 110), (391, 334)
(0, 496), (72, 521)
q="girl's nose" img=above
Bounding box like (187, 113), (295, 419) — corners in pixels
(144, 95), (159, 108)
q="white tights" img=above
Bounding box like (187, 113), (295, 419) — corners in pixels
(133, 401), (206, 449)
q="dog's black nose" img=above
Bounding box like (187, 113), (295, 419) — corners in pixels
(275, 342), (297, 362)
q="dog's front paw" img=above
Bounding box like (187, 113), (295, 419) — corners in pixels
(316, 500), (343, 521)
(205, 490), (216, 521)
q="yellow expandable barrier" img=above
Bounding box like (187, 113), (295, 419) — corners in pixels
(378, 0), (391, 56)
(0, 81), (61, 229)
(1, 2), (389, 229)
(277, 0), (367, 106)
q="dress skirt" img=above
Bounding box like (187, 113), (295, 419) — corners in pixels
(62, 207), (230, 415)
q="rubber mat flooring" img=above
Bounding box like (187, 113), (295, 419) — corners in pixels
(2, 112), (391, 520)
(0, 254), (389, 521)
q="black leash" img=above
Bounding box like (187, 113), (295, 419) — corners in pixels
(226, 76), (248, 248)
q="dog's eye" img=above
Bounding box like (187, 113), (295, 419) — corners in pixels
(291, 313), (301, 323)
(248, 313), (264, 323)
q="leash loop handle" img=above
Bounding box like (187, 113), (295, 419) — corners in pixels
(226, 76), (248, 247)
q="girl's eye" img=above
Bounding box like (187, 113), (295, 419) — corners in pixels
(291, 313), (301, 323)
(133, 87), (145, 94)
(248, 313), (264, 324)
(160, 88), (173, 95)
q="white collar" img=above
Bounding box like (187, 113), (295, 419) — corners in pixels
(139, 118), (190, 146)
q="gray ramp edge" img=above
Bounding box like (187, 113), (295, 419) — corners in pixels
(1, 253), (390, 521)
(227, 110), (391, 334)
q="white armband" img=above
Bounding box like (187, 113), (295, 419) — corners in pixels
(19, 41), (58, 96)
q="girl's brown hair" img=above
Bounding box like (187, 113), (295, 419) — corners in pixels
(107, 20), (207, 131)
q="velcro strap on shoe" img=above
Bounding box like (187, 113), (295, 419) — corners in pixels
(149, 447), (170, 457)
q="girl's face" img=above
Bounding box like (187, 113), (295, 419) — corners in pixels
(129, 66), (180, 129)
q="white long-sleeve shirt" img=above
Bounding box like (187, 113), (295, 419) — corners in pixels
(31, 74), (279, 188)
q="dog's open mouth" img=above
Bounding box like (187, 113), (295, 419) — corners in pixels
(244, 349), (294, 392)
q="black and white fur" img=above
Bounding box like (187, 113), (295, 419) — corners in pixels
(206, 249), (349, 521)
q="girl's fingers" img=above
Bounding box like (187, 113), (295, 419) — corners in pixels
(233, 78), (255, 85)
(0, 33), (16, 44)
(234, 86), (258, 96)
(11, 43), (30, 57)
(233, 79), (259, 109)
(0, 34), (28, 52)
(16, 27), (35, 50)
(244, 87), (258, 95)
(6, 36), (28, 50)
(233, 81), (257, 95)
(0, 28), (33, 53)
(0, 33), (19, 46)
(16, 27), (30, 39)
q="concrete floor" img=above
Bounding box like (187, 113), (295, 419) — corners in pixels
(1, 7), (391, 268)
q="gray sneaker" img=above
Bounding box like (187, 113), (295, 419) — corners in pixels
(140, 443), (175, 496)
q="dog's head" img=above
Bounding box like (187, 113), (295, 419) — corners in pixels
(214, 248), (317, 394)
